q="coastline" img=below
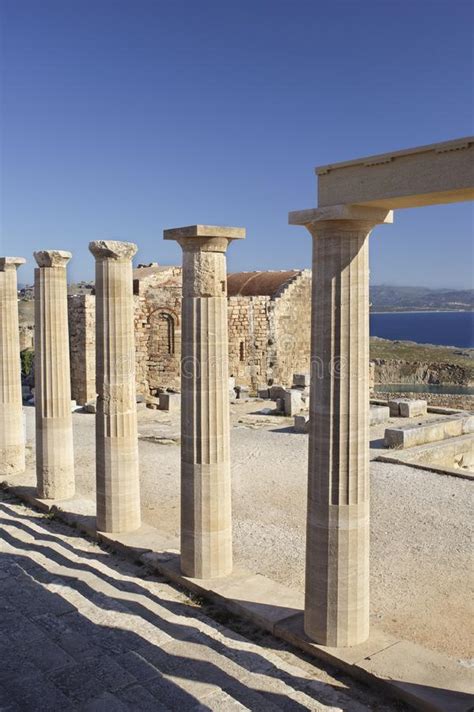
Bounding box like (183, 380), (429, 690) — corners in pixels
(370, 309), (474, 314)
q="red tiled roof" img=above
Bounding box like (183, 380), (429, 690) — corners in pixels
(227, 271), (301, 297)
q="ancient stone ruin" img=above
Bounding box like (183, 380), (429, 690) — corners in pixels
(1, 137), (473, 657)
(67, 264), (312, 404)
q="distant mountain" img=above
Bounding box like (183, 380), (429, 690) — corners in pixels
(370, 285), (474, 312)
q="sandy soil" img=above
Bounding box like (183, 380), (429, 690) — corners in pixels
(23, 402), (473, 662)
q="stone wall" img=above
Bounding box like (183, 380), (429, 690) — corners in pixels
(134, 267), (182, 393)
(134, 295), (149, 396)
(272, 270), (312, 386)
(67, 267), (313, 397)
(228, 295), (271, 389)
(68, 295), (95, 405)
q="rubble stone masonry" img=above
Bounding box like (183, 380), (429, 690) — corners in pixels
(67, 266), (313, 400)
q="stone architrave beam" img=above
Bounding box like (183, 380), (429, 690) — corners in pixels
(316, 137), (474, 209)
(0, 257), (26, 475)
(34, 250), (75, 499)
(164, 224), (245, 578)
(89, 240), (141, 533)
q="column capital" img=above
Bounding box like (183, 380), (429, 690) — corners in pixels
(0, 257), (26, 272)
(89, 240), (137, 261)
(34, 250), (72, 268)
(164, 225), (245, 253)
(289, 204), (393, 232)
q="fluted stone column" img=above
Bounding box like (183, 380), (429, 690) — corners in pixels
(0, 257), (26, 475)
(89, 240), (140, 533)
(289, 205), (392, 647)
(34, 250), (75, 499)
(164, 225), (245, 578)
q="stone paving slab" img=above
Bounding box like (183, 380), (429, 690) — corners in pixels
(2, 477), (473, 711)
(0, 491), (400, 711)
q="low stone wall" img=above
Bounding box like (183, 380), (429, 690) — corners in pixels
(376, 390), (474, 411)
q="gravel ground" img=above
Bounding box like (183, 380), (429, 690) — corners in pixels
(23, 402), (473, 661)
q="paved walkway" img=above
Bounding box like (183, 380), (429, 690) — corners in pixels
(0, 493), (400, 711)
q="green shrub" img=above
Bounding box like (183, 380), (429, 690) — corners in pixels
(20, 349), (34, 376)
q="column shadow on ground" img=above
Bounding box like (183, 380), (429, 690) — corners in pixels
(0, 504), (466, 711)
(0, 505), (372, 711)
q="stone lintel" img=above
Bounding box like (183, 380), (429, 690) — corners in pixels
(315, 137), (474, 209)
(88, 240), (137, 260)
(34, 250), (72, 268)
(0, 257), (26, 271)
(315, 136), (473, 175)
(288, 204), (393, 227)
(164, 225), (246, 241)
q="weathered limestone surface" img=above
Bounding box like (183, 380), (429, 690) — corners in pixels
(283, 389), (303, 416)
(294, 415), (310, 433)
(68, 266), (312, 396)
(385, 413), (474, 449)
(0, 257), (26, 475)
(164, 225), (245, 578)
(159, 392), (180, 411)
(389, 398), (428, 418)
(317, 136), (474, 209)
(289, 205), (392, 647)
(369, 405), (390, 425)
(68, 294), (96, 405)
(398, 399), (427, 418)
(89, 240), (141, 533)
(34, 251), (75, 499)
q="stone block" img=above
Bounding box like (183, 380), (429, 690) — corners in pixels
(369, 405), (390, 426)
(269, 385), (286, 401)
(283, 389), (302, 416)
(146, 395), (160, 410)
(384, 413), (474, 449)
(294, 415), (309, 433)
(398, 399), (427, 418)
(83, 401), (97, 414)
(292, 373), (310, 388)
(388, 398), (408, 417)
(159, 392), (180, 411)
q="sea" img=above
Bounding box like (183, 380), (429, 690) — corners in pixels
(369, 311), (474, 349)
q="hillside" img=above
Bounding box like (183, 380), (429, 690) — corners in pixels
(370, 285), (474, 312)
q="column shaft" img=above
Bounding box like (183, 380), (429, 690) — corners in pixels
(289, 205), (392, 647)
(164, 225), (245, 579)
(90, 241), (140, 533)
(34, 251), (74, 499)
(306, 221), (370, 646)
(0, 258), (25, 475)
(181, 245), (231, 578)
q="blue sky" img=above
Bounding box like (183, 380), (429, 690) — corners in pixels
(1, 0), (473, 287)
